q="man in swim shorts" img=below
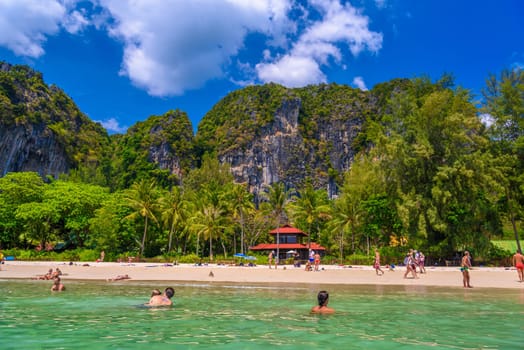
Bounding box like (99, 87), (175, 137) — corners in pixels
(461, 251), (473, 288)
(512, 250), (524, 282)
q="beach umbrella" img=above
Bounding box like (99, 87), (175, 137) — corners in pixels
(245, 256), (257, 260)
(234, 253), (246, 258)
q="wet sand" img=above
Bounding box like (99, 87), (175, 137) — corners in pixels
(1, 260), (522, 289)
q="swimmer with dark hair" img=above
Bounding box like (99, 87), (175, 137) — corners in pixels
(311, 290), (334, 314)
(147, 287), (175, 306)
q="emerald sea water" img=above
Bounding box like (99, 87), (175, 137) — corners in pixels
(0, 279), (522, 349)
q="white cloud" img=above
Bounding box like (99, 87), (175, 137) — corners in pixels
(0, 0), (383, 95)
(0, 0), (89, 57)
(256, 0), (382, 86)
(95, 117), (127, 134)
(352, 76), (368, 91)
(100, 0), (294, 96)
(257, 55), (326, 87)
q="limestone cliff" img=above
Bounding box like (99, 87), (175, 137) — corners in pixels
(196, 83), (375, 197)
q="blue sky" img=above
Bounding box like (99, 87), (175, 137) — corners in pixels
(0, 0), (522, 134)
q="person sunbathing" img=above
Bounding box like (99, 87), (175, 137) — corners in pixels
(107, 274), (131, 281)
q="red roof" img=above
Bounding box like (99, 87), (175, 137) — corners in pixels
(269, 224), (307, 235)
(249, 243), (326, 251)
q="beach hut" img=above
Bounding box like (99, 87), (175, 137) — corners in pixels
(249, 224), (326, 263)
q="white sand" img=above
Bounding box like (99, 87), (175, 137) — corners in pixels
(1, 260), (523, 289)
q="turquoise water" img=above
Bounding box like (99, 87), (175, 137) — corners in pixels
(0, 280), (522, 349)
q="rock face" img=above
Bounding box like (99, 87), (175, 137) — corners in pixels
(0, 123), (70, 177)
(199, 84), (372, 197)
(1, 62), (380, 193)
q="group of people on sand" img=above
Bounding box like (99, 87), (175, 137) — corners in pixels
(35, 268), (62, 280)
(402, 249), (426, 279)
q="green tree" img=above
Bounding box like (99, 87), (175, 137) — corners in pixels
(482, 68), (524, 252)
(42, 180), (109, 246)
(0, 172), (45, 247)
(89, 191), (136, 256)
(158, 186), (189, 254)
(226, 183), (254, 255)
(261, 182), (291, 261)
(288, 179), (330, 249)
(124, 179), (160, 258)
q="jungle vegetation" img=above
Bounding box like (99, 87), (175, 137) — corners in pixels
(0, 63), (522, 265)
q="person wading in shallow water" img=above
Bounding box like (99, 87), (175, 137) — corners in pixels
(311, 290), (334, 314)
(461, 251), (473, 288)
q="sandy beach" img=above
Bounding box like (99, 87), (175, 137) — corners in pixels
(1, 260), (523, 289)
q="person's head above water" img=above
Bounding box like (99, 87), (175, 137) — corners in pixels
(165, 287), (175, 299)
(317, 290), (329, 306)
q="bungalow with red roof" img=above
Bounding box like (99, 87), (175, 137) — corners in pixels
(249, 224), (326, 263)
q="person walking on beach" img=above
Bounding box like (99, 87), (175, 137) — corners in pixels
(461, 251), (473, 288)
(374, 249), (384, 276)
(403, 250), (418, 279)
(311, 290), (335, 314)
(512, 250), (524, 282)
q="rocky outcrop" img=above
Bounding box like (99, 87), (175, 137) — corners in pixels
(219, 92), (363, 196)
(0, 123), (70, 177)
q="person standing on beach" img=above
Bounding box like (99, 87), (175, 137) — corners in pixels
(417, 251), (426, 274)
(374, 249), (384, 276)
(314, 252), (321, 271)
(461, 251), (473, 288)
(311, 290), (334, 314)
(512, 250), (524, 282)
(268, 250), (274, 269)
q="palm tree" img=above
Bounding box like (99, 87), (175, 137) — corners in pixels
(288, 179), (331, 249)
(228, 183), (254, 255)
(192, 203), (226, 261)
(262, 182), (291, 263)
(190, 183), (228, 261)
(159, 186), (188, 253)
(124, 179), (159, 258)
(328, 193), (361, 262)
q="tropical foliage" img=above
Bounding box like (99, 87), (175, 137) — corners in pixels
(0, 62), (523, 264)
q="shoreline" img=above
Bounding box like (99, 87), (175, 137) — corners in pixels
(1, 260), (523, 289)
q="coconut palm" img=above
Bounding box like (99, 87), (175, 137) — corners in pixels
(228, 183), (254, 255)
(288, 179), (331, 249)
(261, 182), (291, 263)
(159, 186), (189, 253)
(124, 179), (159, 258)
